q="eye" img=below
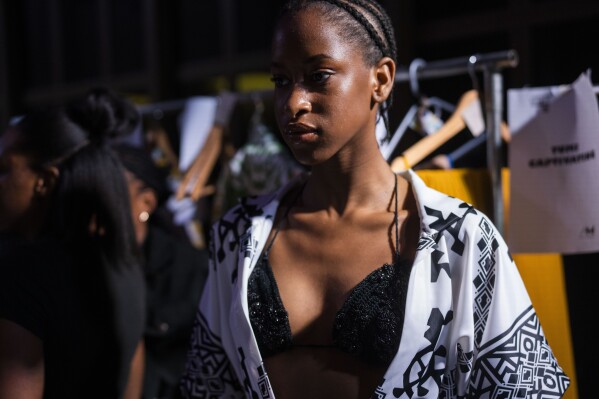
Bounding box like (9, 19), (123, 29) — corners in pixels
(270, 75), (290, 88)
(310, 70), (333, 84)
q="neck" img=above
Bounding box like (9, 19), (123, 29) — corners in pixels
(302, 156), (397, 214)
(137, 223), (149, 246)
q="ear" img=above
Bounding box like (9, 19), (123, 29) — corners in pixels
(34, 166), (60, 197)
(138, 188), (158, 216)
(372, 56), (396, 104)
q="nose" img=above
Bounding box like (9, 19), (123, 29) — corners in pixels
(284, 84), (312, 119)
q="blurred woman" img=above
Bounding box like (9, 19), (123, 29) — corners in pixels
(114, 142), (209, 399)
(0, 88), (145, 399)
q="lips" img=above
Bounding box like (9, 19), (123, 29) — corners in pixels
(285, 123), (319, 144)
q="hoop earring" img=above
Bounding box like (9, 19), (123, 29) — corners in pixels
(138, 211), (150, 223)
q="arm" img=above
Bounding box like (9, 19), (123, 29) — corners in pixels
(0, 319), (44, 399)
(123, 339), (145, 399)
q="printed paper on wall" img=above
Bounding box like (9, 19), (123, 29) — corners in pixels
(508, 71), (599, 254)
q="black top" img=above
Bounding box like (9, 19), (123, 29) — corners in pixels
(0, 234), (145, 399)
(141, 225), (209, 399)
(247, 178), (412, 367)
(248, 253), (410, 366)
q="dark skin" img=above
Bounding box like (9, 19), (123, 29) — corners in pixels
(266, 6), (420, 399)
(0, 127), (58, 240)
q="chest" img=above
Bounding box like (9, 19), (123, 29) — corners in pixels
(261, 218), (396, 339)
(274, 214), (393, 287)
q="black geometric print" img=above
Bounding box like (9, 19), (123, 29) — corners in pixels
(418, 234), (437, 251)
(373, 379), (387, 399)
(214, 197), (272, 283)
(257, 365), (272, 398)
(473, 217), (499, 349)
(456, 342), (473, 375)
(424, 203), (477, 256)
(392, 308), (454, 398)
(426, 202), (476, 283)
(215, 206), (251, 264)
(238, 347), (260, 399)
(431, 247), (451, 282)
(240, 229), (259, 271)
(387, 208), (568, 398)
(180, 312), (243, 398)
(191, 181), (569, 398)
(469, 306), (570, 398)
(214, 207), (252, 283)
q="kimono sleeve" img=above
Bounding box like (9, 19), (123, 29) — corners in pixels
(179, 223), (245, 398)
(464, 215), (571, 397)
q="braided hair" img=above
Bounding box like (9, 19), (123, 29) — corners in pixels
(279, 0), (397, 140)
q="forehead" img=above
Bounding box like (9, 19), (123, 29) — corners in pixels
(271, 7), (357, 65)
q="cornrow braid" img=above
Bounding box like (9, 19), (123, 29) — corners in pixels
(319, 0), (391, 60)
(349, 0), (397, 140)
(318, 0), (397, 140)
(279, 0), (398, 140)
(352, 0), (397, 61)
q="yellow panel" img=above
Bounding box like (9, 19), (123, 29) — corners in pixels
(236, 72), (274, 92)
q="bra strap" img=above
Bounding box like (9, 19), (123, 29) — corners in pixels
(263, 182), (306, 256)
(393, 174), (400, 263)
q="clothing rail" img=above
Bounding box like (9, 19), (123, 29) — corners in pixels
(137, 89), (274, 119)
(138, 50), (519, 232)
(396, 49), (519, 234)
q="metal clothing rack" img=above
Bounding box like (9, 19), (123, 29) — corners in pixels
(138, 50), (518, 232)
(396, 49), (519, 234)
(137, 89), (274, 119)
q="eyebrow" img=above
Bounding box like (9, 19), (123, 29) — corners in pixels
(271, 53), (334, 69)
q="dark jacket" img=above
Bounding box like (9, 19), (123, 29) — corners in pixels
(142, 225), (209, 399)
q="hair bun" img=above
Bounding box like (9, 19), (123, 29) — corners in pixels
(66, 87), (140, 145)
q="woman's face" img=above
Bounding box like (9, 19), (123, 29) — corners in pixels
(271, 7), (379, 167)
(0, 128), (42, 235)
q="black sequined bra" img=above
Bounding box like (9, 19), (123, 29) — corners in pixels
(247, 178), (411, 367)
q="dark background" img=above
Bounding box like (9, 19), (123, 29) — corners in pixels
(3, 0), (599, 123)
(1, 1), (597, 397)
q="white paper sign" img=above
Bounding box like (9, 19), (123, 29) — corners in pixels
(508, 71), (599, 254)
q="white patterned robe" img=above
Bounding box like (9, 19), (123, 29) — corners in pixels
(180, 170), (570, 398)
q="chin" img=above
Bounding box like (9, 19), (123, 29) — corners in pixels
(290, 151), (320, 168)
